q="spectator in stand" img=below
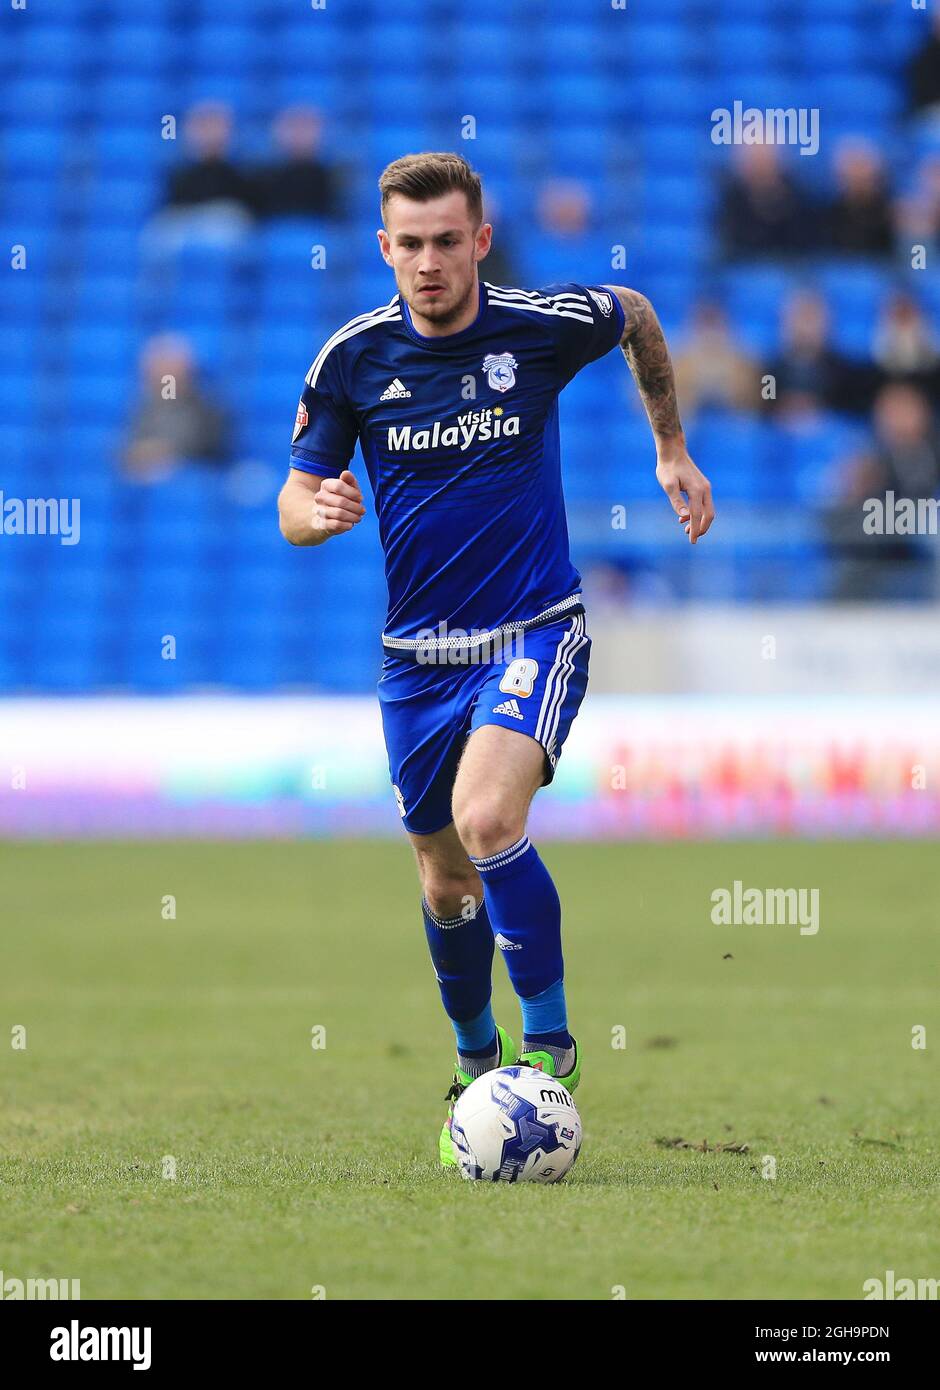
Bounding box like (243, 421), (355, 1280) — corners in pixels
(673, 300), (760, 416)
(250, 106), (342, 219)
(908, 10), (940, 113)
(872, 292), (940, 398)
(537, 178), (592, 237)
(154, 102), (254, 249)
(527, 177), (613, 281)
(894, 154), (940, 262)
(123, 335), (228, 482)
(164, 102), (254, 217)
(718, 144), (814, 259)
(827, 139), (894, 257)
(770, 290), (871, 417)
(825, 383), (940, 601)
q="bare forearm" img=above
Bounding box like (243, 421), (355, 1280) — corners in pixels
(606, 286), (684, 453)
(278, 487), (331, 546)
(278, 468), (365, 546)
(601, 285), (715, 543)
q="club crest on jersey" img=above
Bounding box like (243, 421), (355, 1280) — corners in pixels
(483, 352), (518, 393)
(588, 289), (613, 317)
(292, 400), (308, 442)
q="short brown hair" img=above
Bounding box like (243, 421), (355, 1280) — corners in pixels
(378, 152), (483, 226)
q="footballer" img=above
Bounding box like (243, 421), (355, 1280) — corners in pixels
(278, 153), (715, 1166)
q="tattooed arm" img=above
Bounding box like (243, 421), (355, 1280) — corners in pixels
(604, 285), (716, 544)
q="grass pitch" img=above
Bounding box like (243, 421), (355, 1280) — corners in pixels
(1, 839), (937, 1301)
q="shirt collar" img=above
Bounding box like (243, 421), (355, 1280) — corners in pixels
(400, 281), (487, 348)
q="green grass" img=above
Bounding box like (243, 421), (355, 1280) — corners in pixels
(1, 840), (938, 1301)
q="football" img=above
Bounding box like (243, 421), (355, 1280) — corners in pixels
(450, 1066), (582, 1183)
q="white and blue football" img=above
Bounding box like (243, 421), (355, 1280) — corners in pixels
(450, 1065), (582, 1183)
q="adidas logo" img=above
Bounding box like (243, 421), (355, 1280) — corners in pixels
(492, 698), (524, 720)
(380, 377), (411, 400)
(494, 933), (521, 951)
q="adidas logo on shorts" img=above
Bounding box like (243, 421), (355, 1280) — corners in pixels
(494, 933), (521, 951)
(380, 377), (411, 400)
(492, 698), (524, 720)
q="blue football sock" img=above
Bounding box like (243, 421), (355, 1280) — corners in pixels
(456, 1012), (500, 1078)
(469, 835), (569, 1023)
(523, 1025), (573, 1051)
(522, 1034), (576, 1078)
(459, 1023), (499, 1059)
(519, 981), (571, 1042)
(422, 897), (495, 1051)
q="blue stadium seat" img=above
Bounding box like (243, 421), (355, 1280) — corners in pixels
(275, 19), (348, 69)
(642, 125), (702, 171)
(100, 22), (179, 70)
(29, 645), (104, 693)
(187, 23), (260, 70)
(816, 262), (890, 352)
(626, 21), (703, 67)
(12, 21), (81, 72)
(874, 6), (933, 66)
(792, 0), (879, 16)
(802, 21), (876, 71)
(721, 265), (797, 352)
(772, 414), (866, 505)
(359, 21), (426, 68)
(1, 125), (67, 174)
(693, 414), (768, 502)
(95, 124), (162, 169)
(93, 76), (167, 117)
(544, 124), (611, 171)
(0, 425), (32, 469)
(0, 375), (37, 425)
(0, 77), (79, 122)
(541, 21), (611, 68)
(713, 21), (790, 68)
(0, 0), (929, 694)
(816, 74), (900, 122)
(540, 75), (617, 123)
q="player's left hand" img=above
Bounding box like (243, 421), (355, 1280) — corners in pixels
(655, 452), (716, 545)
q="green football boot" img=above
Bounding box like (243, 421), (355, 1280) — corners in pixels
(439, 1023), (518, 1167)
(518, 1037), (581, 1093)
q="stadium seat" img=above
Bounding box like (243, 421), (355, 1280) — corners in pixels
(1, 0), (936, 696)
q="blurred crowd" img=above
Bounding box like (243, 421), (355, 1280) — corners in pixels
(153, 100), (343, 243)
(124, 99), (344, 481)
(125, 14), (940, 602)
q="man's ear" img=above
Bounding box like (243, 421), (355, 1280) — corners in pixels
(474, 222), (493, 262)
(376, 229), (393, 266)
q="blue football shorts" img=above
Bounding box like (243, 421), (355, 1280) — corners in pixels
(377, 612), (591, 836)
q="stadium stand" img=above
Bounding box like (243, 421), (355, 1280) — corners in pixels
(1, 0), (938, 692)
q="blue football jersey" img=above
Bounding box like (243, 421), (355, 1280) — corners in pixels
(289, 281), (625, 643)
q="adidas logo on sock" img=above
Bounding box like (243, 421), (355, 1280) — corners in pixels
(380, 377), (411, 400)
(492, 698), (524, 720)
(494, 933), (521, 951)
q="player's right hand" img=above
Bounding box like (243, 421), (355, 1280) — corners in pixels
(314, 469), (365, 536)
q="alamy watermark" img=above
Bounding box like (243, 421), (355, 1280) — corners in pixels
(863, 1269), (939, 1300)
(50, 1321), (151, 1370)
(862, 492), (939, 536)
(1, 493), (80, 545)
(711, 101), (820, 156)
(711, 880), (820, 935)
(1, 1270), (80, 1299)
(412, 624), (527, 666)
